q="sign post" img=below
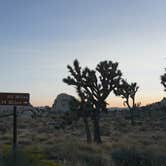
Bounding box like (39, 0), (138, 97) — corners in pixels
(13, 105), (17, 151)
(0, 93), (30, 151)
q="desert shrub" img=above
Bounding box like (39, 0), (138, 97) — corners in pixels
(46, 140), (110, 166)
(0, 145), (60, 166)
(111, 148), (166, 166)
(64, 151), (109, 166)
(100, 124), (110, 136)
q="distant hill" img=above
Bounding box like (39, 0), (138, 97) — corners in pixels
(142, 97), (166, 111)
(107, 107), (127, 111)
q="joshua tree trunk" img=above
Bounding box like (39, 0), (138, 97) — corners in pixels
(130, 108), (134, 126)
(93, 110), (102, 144)
(131, 97), (136, 125)
(126, 101), (134, 126)
(83, 117), (92, 143)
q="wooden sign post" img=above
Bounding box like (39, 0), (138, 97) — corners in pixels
(0, 93), (30, 150)
(13, 105), (17, 151)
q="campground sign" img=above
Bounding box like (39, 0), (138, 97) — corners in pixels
(0, 93), (30, 106)
(0, 92), (30, 151)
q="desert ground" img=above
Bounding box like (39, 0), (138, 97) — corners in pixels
(0, 109), (166, 166)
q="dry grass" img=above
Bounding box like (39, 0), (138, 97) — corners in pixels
(0, 109), (166, 165)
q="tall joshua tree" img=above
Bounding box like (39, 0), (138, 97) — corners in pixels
(114, 79), (139, 125)
(63, 59), (122, 143)
(76, 86), (92, 143)
(161, 68), (166, 91)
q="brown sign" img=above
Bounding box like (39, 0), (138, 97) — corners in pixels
(0, 93), (30, 106)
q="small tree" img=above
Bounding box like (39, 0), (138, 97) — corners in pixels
(114, 79), (139, 125)
(161, 68), (166, 91)
(63, 59), (122, 143)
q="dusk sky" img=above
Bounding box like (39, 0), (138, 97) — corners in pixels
(0, 0), (166, 107)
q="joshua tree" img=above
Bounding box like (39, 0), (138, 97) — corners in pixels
(161, 68), (166, 91)
(68, 98), (81, 122)
(77, 86), (92, 143)
(114, 79), (139, 125)
(63, 59), (122, 143)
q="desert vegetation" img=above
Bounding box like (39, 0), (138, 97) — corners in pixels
(114, 79), (139, 125)
(63, 59), (140, 143)
(0, 60), (166, 166)
(63, 59), (122, 143)
(161, 68), (166, 91)
(0, 107), (166, 165)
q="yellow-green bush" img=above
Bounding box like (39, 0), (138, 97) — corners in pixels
(0, 144), (60, 166)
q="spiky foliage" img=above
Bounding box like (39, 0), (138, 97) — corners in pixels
(161, 69), (166, 91)
(114, 79), (139, 125)
(63, 60), (122, 109)
(63, 59), (122, 143)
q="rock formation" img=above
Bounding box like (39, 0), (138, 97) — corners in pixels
(52, 93), (76, 112)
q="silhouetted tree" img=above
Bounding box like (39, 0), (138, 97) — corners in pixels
(68, 98), (81, 121)
(114, 79), (139, 125)
(161, 69), (166, 91)
(77, 86), (92, 143)
(63, 59), (122, 143)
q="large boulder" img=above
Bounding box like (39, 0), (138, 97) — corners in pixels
(52, 93), (76, 113)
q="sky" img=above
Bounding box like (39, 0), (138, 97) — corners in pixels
(0, 0), (166, 107)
